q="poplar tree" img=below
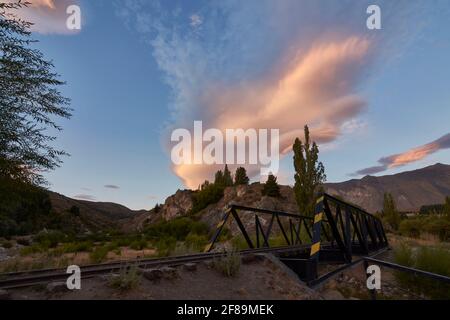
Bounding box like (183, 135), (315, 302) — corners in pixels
(382, 193), (401, 230)
(293, 125), (326, 216)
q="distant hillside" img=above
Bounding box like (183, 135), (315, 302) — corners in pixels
(48, 192), (148, 232)
(325, 163), (450, 212)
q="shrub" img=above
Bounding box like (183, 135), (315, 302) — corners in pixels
(109, 266), (141, 291)
(1, 240), (13, 249)
(423, 217), (450, 242)
(154, 237), (177, 257)
(191, 183), (224, 214)
(89, 245), (110, 263)
(171, 242), (197, 256)
(34, 230), (67, 248)
(393, 244), (450, 299)
(145, 217), (208, 241)
(69, 205), (80, 216)
(60, 241), (93, 253)
(184, 233), (208, 251)
(399, 219), (423, 238)
(130, 239), (147, 250)
(213, 250), (241, 277)
(398, 216), (450, 241)
(20, 243), (44, 256)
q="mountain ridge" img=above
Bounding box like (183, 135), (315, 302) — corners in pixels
(324, 163), (450, 212)
(48, 163), (450, 232)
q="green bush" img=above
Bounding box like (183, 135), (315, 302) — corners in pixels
(399, 219), (423, 238)
(231, 235), (253, 250)
(213, 250), (241, 277)
(109, 266), (141, 291)
(393, 244), (450, 299)
(145, 217), (208, 241)
(154, 237), (176, 257)
(89, 245), (110, 263)
(20, 243), (44, 256)
(399, 216), (450, 241)
(130, 239), (147, 250)
(60, 241), (93, 253)
(423, 217), (450, 241)
(184, 232), (208, 251)
(34, 230), (67, 248)
(191, 183), (224, 214)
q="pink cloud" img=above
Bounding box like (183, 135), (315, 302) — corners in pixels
(354, 133), (450, 176)
(171, 37), (371, 188)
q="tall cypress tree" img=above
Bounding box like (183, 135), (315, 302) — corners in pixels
(223, 164), (233, 187)
(293, 125), (326, 216)
(382, 193), (401, 230)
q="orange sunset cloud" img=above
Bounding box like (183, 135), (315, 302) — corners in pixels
(355, 133), (450, 176)
(171, 37), (372, 188)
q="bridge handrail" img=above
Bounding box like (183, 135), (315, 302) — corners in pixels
(364, 257), (450, 284)
(229, 204), (313, 220)
(321, 193), (382, 221)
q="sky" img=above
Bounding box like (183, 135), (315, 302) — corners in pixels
(6, 0), (450, 210)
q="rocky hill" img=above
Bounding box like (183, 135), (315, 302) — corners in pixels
(128, 163), (450, 233)
(325, 163), (450, 212)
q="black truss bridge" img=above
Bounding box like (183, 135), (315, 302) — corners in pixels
(205, 193), (389, 283)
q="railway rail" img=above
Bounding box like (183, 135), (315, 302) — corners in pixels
(0, 244), (312, 290)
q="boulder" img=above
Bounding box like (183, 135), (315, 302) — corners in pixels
(161, 190), (194, 220)
(161, 266), (179, 279)
(142, 268), (164, 281)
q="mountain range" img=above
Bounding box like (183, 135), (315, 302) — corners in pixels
(325, 163), (450, 212)
(48, 163), (450, 231)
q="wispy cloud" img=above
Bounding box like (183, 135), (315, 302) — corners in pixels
(73, 194), (96, 201)
(104, 184), (120, 190)
(353, 133), (450, 176)
(189, 14), (202, 28)
(4, 0), (81, 34)
(117, 0), (439, 188)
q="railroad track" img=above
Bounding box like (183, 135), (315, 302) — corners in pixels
(0, 245), (312, 289)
